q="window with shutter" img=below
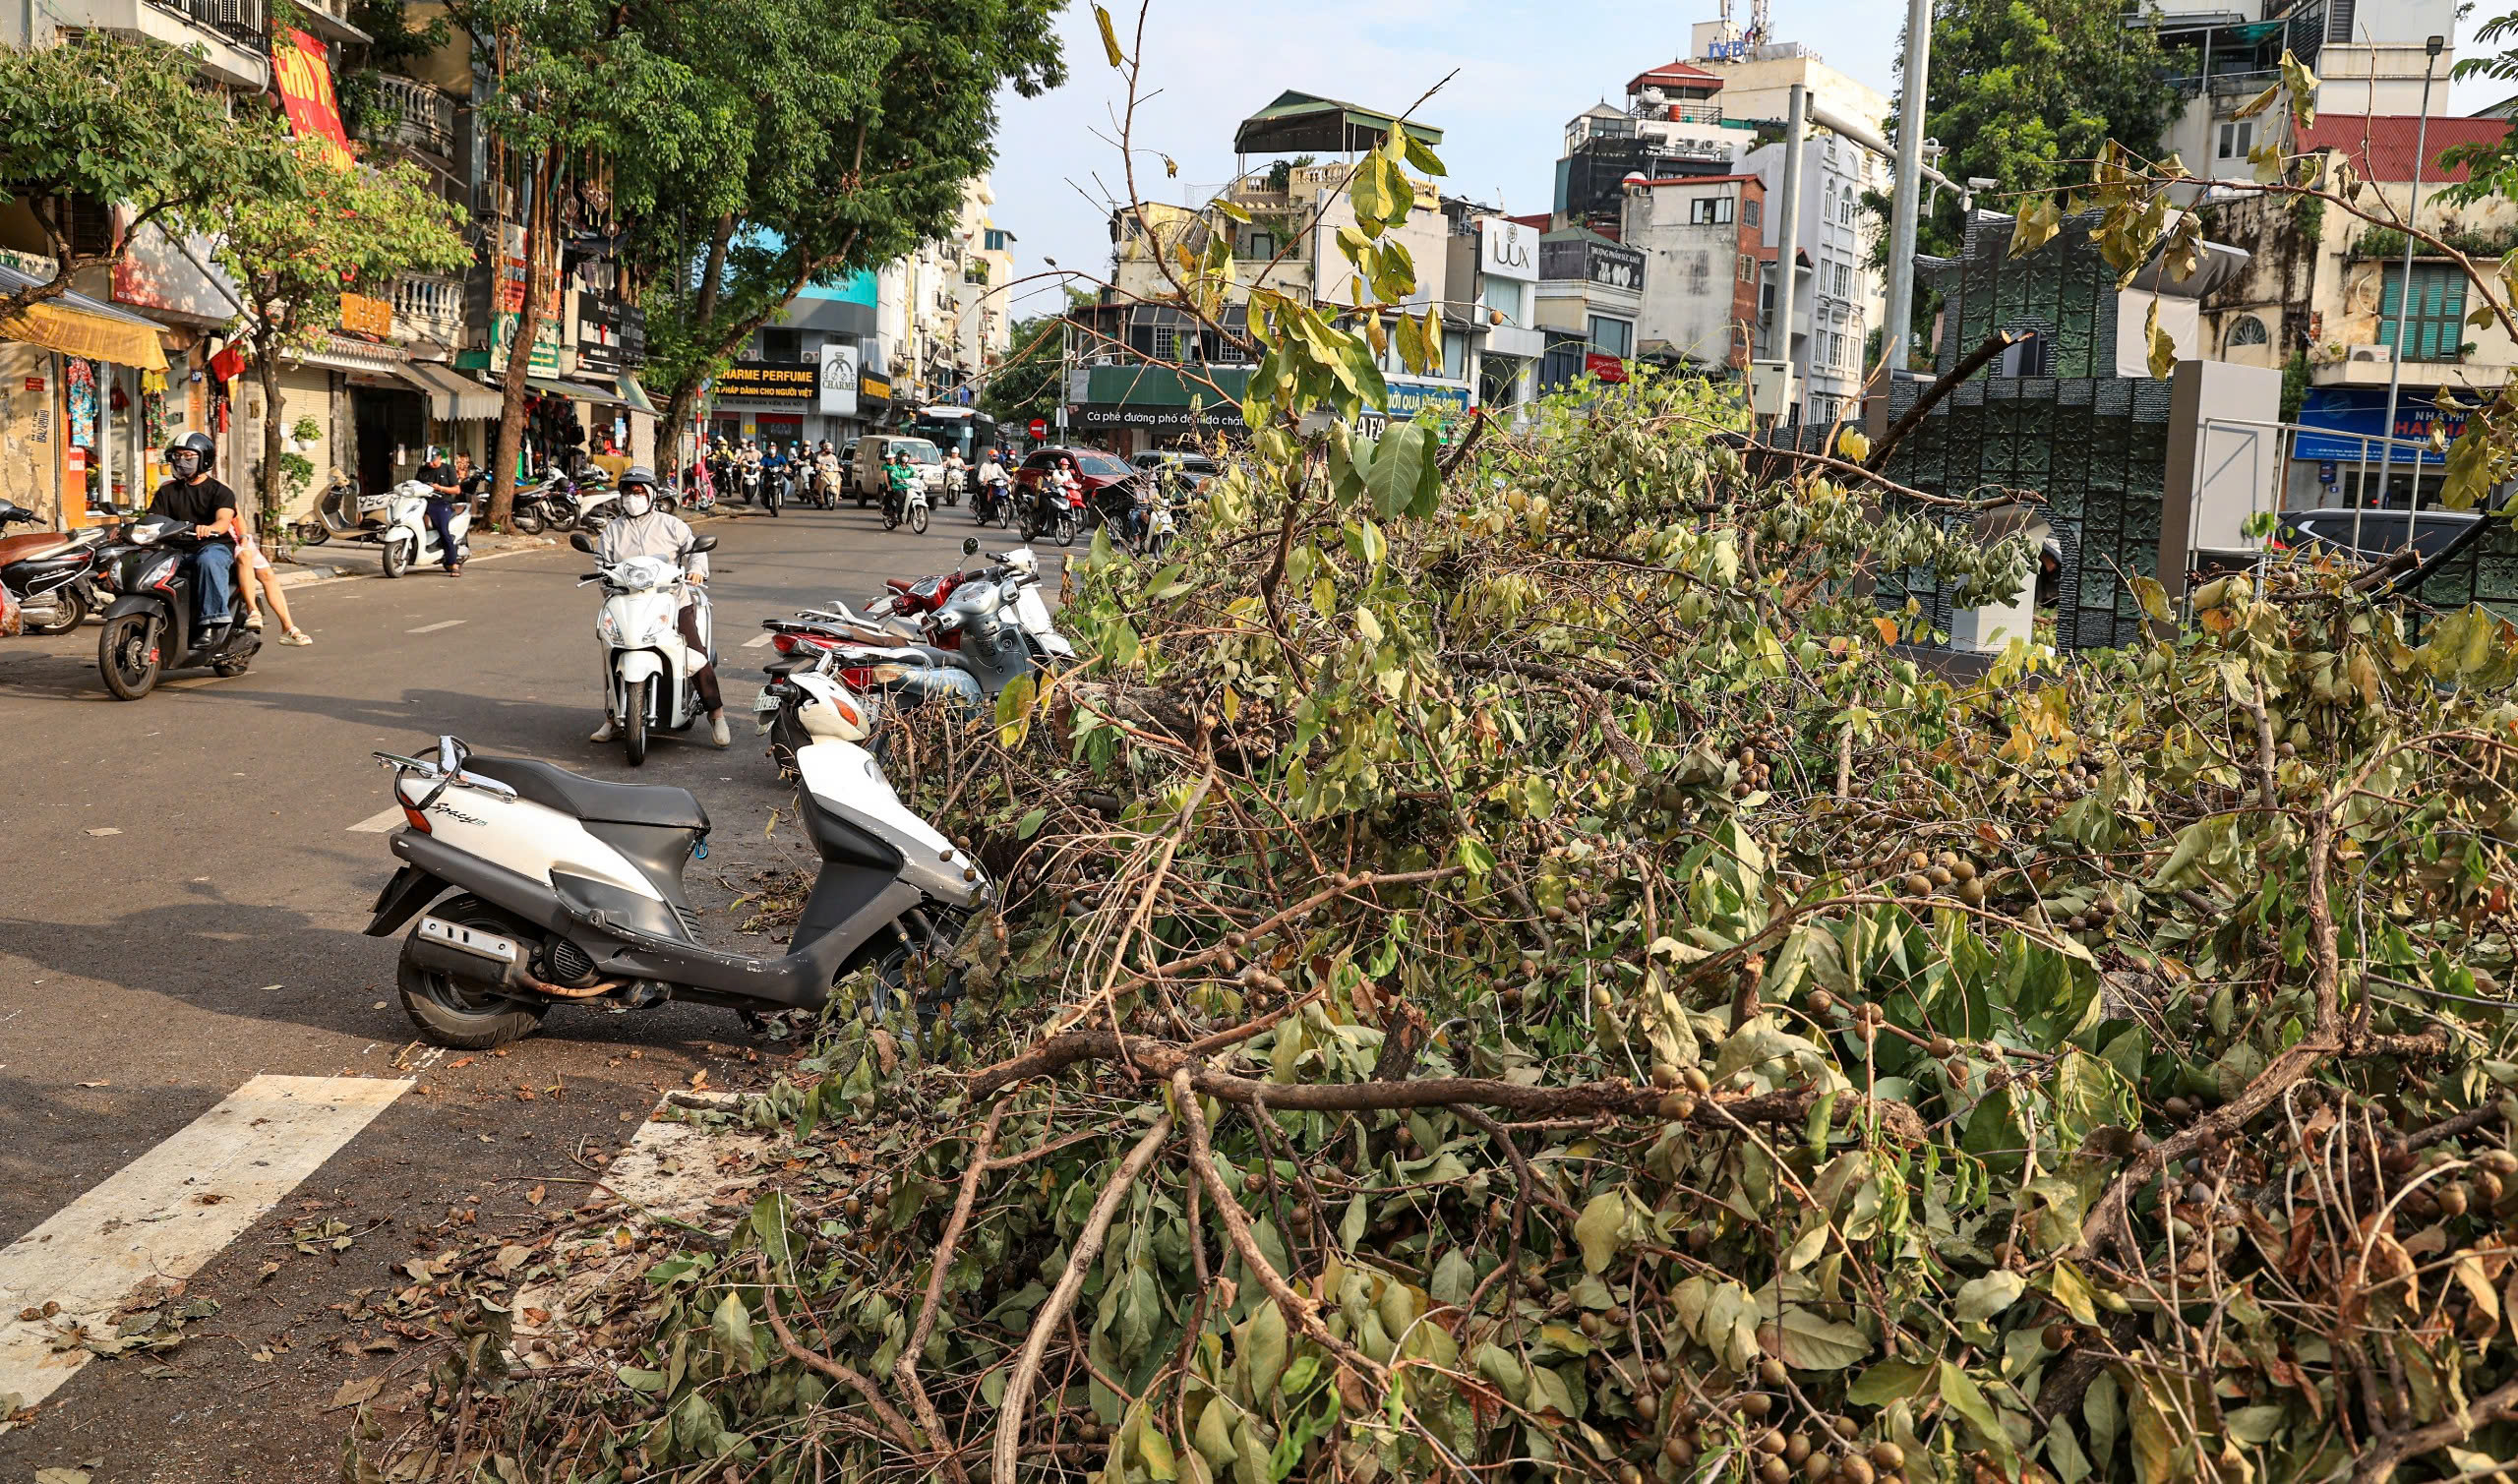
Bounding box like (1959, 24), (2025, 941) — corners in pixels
(2380, 264), (2469, 363)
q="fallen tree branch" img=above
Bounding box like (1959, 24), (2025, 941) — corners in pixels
(758, 1262), (925, 1456)
(2353, 1375), (2518, 1484)
(1864, 330), (2025, 472)
(894, 1101), (1004, 1484)
(990, 1108), (1175, 1484)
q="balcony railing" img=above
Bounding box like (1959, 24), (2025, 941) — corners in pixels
(147, 0), (265, 46)
(392, 274), (464, 346)
(373, 76), (458, 158)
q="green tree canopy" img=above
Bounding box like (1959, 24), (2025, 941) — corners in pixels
(1887, 0), (2177, 261)
(0, 32), (297, 321)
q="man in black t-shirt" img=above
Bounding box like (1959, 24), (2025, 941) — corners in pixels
(417, 448), (465, 574)
(147, 432), (239, 623)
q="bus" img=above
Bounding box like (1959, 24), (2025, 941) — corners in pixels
(904, 405), (1003, 465)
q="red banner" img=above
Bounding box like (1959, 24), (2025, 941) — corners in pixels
(271, 30), (354, 170)
(1585, 353), (1628, 384)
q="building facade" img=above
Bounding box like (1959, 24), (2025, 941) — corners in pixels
(1619, 174), (1773, 372)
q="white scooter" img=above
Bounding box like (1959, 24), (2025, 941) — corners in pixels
(363, 719), (985, 1048)
(570, 530), (715, 766)
(380, 479), (471, 578)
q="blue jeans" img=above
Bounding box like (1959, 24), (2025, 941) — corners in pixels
(425, 499), (461, 568)
(192, 542), (236, 623)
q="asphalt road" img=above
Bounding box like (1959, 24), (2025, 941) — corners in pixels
(0, 496), (1029, 1480)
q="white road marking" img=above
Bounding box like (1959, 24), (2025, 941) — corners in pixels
(742, 632), (776, 649)
(406, 620), (466, 634)
(0, 1075), (410, 1420)
(347, 806), (406, 833)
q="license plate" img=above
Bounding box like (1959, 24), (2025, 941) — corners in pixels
(752, 691), (781, 712)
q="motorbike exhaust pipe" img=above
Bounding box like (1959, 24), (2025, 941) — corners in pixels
(409, 916), (525, 990)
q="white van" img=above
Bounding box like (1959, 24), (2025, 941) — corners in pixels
(850, 436), (945, 505)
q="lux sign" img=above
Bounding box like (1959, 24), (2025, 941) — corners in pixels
(1480, 219), (1538, 282)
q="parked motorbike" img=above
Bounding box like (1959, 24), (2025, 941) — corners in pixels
(379, 479), (472, 578)
(511, 470), (586, 535)
(92, 514), (261, 699)
(571, 530), (717, 767)
(764, 541), (1071, 718)
(0, 502), (112, 635)
(287, 475), (391, 548)
(364, 729), (985, 1048)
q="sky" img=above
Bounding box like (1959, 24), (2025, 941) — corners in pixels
(986, 1), (2506, 319)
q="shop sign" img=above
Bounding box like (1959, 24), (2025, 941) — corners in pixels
(715, 360), (815, 405)
(339, 292), (391, 336)
(860, 371), (893, 403)
(1541, 236), (1645, 292)
(272, 30), (354, 171)
(1073, 402), (1240, 433)
(575, 299), (647, 373)
(2293, 386), (2461, 466)
(1479, 218), (1538, 282)
(817, 343), (859, 417)
(1382, 378), (1472, 417)
(488, 311), (562, 375)
(1586, 353), (1629, 384)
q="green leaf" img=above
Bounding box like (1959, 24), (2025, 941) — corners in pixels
(710, 1289), (760, 1375)
(1574, 1190), (1630, 1273)
(1954, 1270), (2026, 1324)
(1239, 1299), (1288, 1398)
(2046, 1262), (2101, 1327)
(1431, 1248), (1477, 1308)
(1939, 1360), (2016, 1465)
(1365, 422), (1436, 520)
(1846, 1359), (1935, 1405)
(1016, 807), (1049, 840)
(1775, 1305), (1871, 1371)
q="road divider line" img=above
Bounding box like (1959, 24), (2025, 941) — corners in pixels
(347, 806), (405, 833)
(0, 1075), (409, 1422)
(742, 632), (776, 649)
(406, 620), (467, 634)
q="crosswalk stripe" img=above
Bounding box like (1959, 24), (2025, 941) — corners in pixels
(0, 1075), (410, 1421)
(347, 806), (405, 833)
(742, 632), (776, 649)
(407, 620), (466, 634)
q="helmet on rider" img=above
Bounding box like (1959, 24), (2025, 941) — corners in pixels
(617, 465), (658, 518)
(165, 430), (216, 480)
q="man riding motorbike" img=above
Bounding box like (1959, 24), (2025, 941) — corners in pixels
(148, 432), (240, 627)
(882, 446), (921, 524)
(587, 466), (730, 748)
(976, 446), (1011, 522)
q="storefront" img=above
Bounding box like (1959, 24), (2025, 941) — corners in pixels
(2290, 386), (2461, 509)
(1, 262), (177, 526)
(1066, 364), (1250, 456)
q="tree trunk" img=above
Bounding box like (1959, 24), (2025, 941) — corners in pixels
(257, 334), (286, 525)
(487, 147), (557, 530)
(658, 212), (737, 476)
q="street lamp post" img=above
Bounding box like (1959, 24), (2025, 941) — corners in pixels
(2362, 34), (2446, 553)
(1881, 0), (1934, 380)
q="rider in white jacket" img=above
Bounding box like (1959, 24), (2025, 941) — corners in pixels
(589, 467), (729, 747)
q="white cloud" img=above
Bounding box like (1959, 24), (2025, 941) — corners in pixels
(986, 0), (1904, 314)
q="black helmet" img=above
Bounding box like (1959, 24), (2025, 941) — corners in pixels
(620, 464), (658, 489)
(166, 431), (215, 471)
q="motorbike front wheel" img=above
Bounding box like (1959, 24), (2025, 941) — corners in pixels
(1055, 509), (1078, 547)
(295, 522), (330, 547)
(381, 538), (412, 579)
(97, 612), (161, 700)
(396, 894), (550, 1049)
(908, 503), (929, 535)
(622, 678), (650, 766)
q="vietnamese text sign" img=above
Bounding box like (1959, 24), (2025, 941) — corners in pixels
(271, 31), (354, 170)
(715, 361), (816, 405)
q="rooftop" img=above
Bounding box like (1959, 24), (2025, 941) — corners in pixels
(2297, 113), (2514, 184)
(1232, 90), (1444, 156)
(1627, 59), (1725, 95)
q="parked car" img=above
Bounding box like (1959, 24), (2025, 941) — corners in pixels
(1129, 449), (1222, 496)
(850, 435), (946, 507)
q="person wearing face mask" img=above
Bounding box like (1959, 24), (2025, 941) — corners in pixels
(147, 432), (239, 628)
(589, 467), (729, 748)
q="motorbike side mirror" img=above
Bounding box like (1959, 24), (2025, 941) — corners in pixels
(689, 535), (718, 554)
(569, 532), (595, 554)
(963, 537), (981, 557)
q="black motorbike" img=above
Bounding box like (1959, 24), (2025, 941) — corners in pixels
(93, 514), (260, 699)
(0, 501), (112, 635)
(762, 463), (785, 517)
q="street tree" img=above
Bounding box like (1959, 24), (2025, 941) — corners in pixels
(632, 0), (1065, 466)
(0, 32), (297, 324)
(1881, 0), (2176, 261)
(979, 308), (1085, 434)
(210, 145), (469, 519)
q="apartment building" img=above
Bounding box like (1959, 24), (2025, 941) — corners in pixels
(1620, 173), (1774, 373)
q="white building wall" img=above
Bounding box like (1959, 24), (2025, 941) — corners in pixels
(1744, 134), (1886, 424)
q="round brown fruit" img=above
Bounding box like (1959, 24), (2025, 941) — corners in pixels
(1871, 1444), (1905, 1471)
(1743, 1394), (1774, 1418)
(1664, 1438), (1698, 1466)
(1785, 1434), (1813, 1464)
(1634, 1392), (1659, 1422)
(1760, 1357), (1789, 1387)
(1839, 1459), (1876, 1484)
(1762, 1459), (1792, 1484)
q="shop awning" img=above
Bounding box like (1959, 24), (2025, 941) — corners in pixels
(399, 359), (502, 421)
(0, 264), (168, 372)
(525, 376), (623, 405)
(615, 372), (660, 418)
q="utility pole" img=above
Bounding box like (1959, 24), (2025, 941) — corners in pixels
(2364, 33), (2445, 553)
(1881, 0), (1933, 380)
(1769, 84), (1807, 426)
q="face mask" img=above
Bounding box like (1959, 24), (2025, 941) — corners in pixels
(619, 492), (653, 518)
(171, 452), (202, 477)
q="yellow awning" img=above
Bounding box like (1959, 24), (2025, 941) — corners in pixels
(0, 298), (168, 372)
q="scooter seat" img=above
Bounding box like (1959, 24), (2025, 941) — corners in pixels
(464, 756), (709, 831)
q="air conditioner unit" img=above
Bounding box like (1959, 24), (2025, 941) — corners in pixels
(2347, 345), (2393, 365)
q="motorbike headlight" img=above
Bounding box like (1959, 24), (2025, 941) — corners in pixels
(140, 555), (179, 591)
(623, 566), (655, 591)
